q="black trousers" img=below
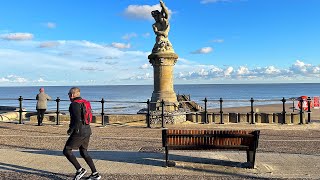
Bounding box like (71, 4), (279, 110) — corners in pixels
(37, 109), (46, 125)
(63, 136), (97, 173)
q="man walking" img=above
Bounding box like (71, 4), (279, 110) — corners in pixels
(36, 87), (51, 126)
(63, 87), (101, 180)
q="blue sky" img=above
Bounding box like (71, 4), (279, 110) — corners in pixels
(0, 0), (319, 86)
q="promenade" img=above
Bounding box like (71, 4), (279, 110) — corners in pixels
(0, 121), (320, 179)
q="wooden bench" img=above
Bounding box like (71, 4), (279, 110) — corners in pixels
(162, 129), (260, 168)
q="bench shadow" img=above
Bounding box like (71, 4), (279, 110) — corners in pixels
(22, 150), (263, 179)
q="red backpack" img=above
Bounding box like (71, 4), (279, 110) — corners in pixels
(73, 99), (93, 125)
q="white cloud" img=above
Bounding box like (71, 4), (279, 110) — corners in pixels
(127, 73), (152, 80)
(1, 37), (319, 85)
(236, 66), (249, 75)
(0, 33), (34, 41)
(46, 22), (56, 29)
(0, 77), (9, 83)
(111, 42), (131, 49)
(124, 4), (160, 20)
(0, 39), (152, 85)
(264, 66), (281, 74)
(191, 47), (213, 54)
(224, 67), (233, 76)
(39, 41), (60, 48)
(142, 33), (150, 38)
(174, 59), (320, 82)
(290, 60), (312, 74)
(140, 63), (151, 69)
(80, 67), (104, 71)
(122, 33), (138, 40)
(82, 40), (105, 48)
(36, 78), (45, 82)
(97, 56), (119, 60)
(0, 75), (28, 83)
(211, 39), (224, 43)
(123, 4), (172, 20)
(312, 66), (320, 74)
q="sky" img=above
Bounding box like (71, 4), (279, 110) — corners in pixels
(0, 0), (319, 86)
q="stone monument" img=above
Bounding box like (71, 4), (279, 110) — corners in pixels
(148, 0), (179, 111)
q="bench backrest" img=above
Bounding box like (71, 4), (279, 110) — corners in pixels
(162, 129), (260, 150)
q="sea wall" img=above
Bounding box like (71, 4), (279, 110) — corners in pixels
(29, 114), (147, 124)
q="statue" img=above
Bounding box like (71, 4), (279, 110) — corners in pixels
(151, 0), (174, 53)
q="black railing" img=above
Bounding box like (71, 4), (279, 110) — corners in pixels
(0, 96), (314, 127)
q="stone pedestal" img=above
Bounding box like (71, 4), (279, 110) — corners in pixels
(148, 52), (179, 111)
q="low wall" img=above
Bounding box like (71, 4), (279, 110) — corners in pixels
(186, 112), (306, 124)
(24, 112), (309, 125)
(0, 106), (19, 111)
(29, 114), (147, 124)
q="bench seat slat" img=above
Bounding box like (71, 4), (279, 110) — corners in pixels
(167, 134), (254, 138)
(167, 145), (250, 150)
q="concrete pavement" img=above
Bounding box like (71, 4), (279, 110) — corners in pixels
(0, 148), (319, 179)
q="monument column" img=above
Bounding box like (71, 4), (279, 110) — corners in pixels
(149, 53), (178, 111)
(148, 0), (178, 111)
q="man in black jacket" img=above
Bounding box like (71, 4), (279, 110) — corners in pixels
(63, 87), (101, 180)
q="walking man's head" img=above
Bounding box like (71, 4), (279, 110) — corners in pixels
(39, 87), (44, 92)
(68, 87), (81, 101)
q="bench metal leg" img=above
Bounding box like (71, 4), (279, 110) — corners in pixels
(164, 147), (176, 167)
(246, 150), (256, 169)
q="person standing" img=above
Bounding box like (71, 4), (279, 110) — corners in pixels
(36, 87), (51, 126)
(63, 87), (101, 180)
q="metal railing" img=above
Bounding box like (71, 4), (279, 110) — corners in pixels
(0, 96), (313, 128)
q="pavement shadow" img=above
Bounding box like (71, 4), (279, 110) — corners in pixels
(22, 150), (248, 167)
(0, 162), (69, 179)
(22, 150), (263, 179)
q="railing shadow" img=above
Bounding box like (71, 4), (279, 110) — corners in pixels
(0, 162), (69, 179)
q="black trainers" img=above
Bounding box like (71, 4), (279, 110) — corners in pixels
(86, 172), (101, 180)
(73, 168), (87, 180)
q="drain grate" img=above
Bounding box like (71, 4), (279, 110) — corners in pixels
(139, 146), (164, 153)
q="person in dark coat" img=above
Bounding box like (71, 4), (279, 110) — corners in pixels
(63, 87), (101, 180)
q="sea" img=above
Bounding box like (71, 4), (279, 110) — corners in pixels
(0, 83), (319, 114)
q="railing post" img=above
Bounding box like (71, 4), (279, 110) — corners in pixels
(219, 98), (224, 124)
(204, 97), (208, 124)
(18, 96), (23, 124)
(250, 98), (255, 124)
(292, 99), (295, 112)
(281, 97), (286, 124)
(299, 98), (304, 124)
(307, 97), (311, 123)
(147, 99), (151, 128)
(101, 98), (105, 126)
(56, 97), (60, 125)
(161, 99), (165, 128)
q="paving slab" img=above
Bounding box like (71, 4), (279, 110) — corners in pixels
(0, 149), (320, 179)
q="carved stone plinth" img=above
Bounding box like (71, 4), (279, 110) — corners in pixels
(148, 52), (179, 111)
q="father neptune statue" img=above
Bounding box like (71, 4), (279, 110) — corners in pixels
(151, 0), (174, 53)
(148, 0), (179, 111)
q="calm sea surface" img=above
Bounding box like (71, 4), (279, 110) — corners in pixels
(0, 83), (319, 114)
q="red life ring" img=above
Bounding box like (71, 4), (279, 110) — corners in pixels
(298, 96), (312, 111)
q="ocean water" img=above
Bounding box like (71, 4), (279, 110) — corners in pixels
(0, 83), (319, 114)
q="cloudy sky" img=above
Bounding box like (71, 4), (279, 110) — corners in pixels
(0, 0), (319, 86)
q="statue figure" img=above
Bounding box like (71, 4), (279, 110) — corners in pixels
(151, 0), (174, 53)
